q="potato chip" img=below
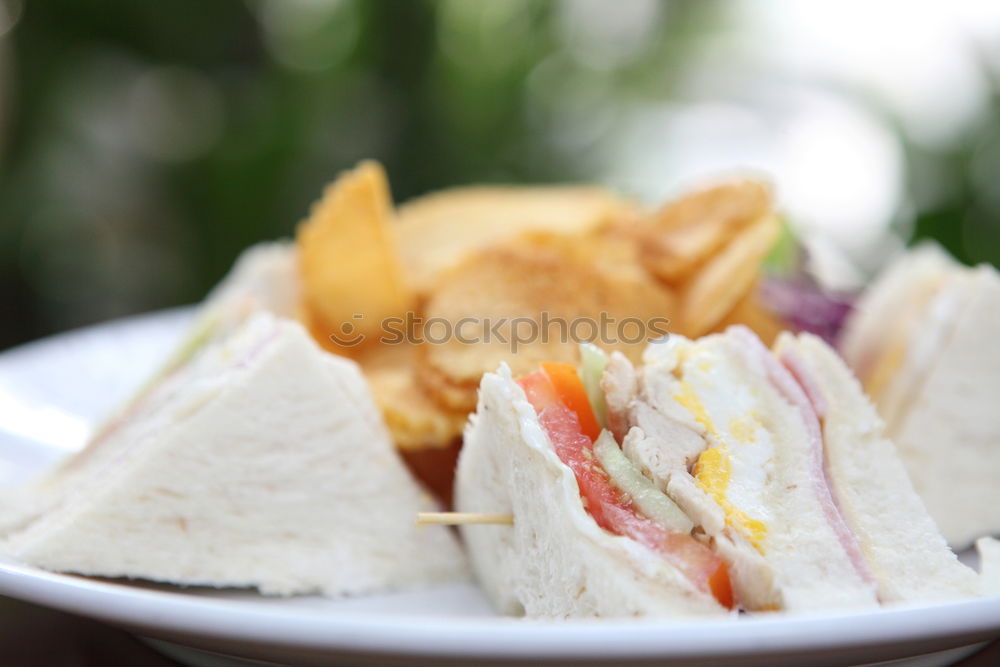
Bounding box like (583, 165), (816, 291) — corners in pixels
(356, 342), (466, 501)
(297, 161), (412, 355)
(291, 166), (785, 467)
(417, 232), (676, 412)
(640, 179), (773, 284)
(357, 342), (467, 451)
(710, 279), (787, 346)
(396, 186), (641, 297)
(678, 214), (781, 336)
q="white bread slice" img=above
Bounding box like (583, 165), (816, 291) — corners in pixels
(164, 241), (300, 373)
(881, 266), (1000, 548)
(841, 244), (1000, 548)
(2, 313), (467, 595)
(774, 332), (981, 602)
(840, 242), (955, 390)
(0, 243), (301, 537)
(162, 240), (300, 382)
(203, 241), (299, 320)
(977, 537), (1000, 595)
(454, 366), (727, 618)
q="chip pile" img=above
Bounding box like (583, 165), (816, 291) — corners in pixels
(295, 162), (786, 498)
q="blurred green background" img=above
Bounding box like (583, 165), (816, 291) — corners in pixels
(2, 0), (999, 350)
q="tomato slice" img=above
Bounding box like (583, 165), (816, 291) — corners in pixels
(518, 368), (733, 609)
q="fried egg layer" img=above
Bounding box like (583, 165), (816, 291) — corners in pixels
(672, 344), (772, 550)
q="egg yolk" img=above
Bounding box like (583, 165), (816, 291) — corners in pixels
(693, 446), (767, 550)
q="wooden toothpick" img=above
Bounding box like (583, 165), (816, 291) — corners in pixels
(416, 512), (514, 526)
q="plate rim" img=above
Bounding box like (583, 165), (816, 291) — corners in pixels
(3, 556), (1000, 661)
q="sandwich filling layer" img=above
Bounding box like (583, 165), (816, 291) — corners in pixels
(601, 327), (880, 610)
(517, 362), (734, 609)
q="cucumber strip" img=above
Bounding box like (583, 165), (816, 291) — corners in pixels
(593, 430), (693, 534)
(579, 343), (608, 428)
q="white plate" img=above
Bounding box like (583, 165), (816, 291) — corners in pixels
(0, 309), (999, 666)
